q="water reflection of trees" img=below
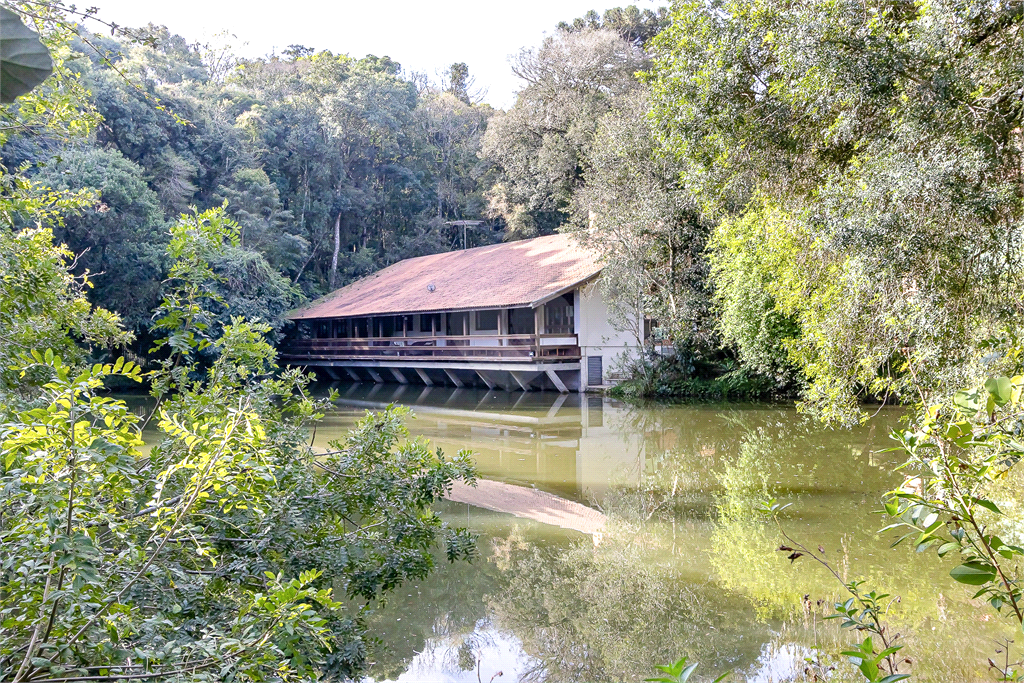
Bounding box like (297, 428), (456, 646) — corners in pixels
(705, 417), (1012, 681)
(361, 401), (1021, 682)
(486, 527), (768, 682)
(499, 403), (1012, 682)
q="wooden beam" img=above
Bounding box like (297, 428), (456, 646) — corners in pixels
(546, 369), (568, 394)
(366, 368), (384, 383)
(443, 369), (464, 387)
(345, 368), (361, 382)
(475, 370), (496, 390)
(390, 368), (408, 384)
(414, 368), (434, 386)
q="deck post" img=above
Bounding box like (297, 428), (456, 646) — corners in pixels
(345, 368), (361, 382)
(443, 369), (465, 387)
(414, 368), (434, 386)
(546, 369), (569, 394)
(366, 368), (384, 383)
(390, 368), (408, 384)
(533, 306), (543, 358)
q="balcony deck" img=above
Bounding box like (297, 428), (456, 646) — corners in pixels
(280, 334), (580, 363)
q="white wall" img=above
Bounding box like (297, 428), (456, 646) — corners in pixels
(576, 280), (640, 389)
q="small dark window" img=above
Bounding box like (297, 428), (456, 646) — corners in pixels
(447, 311), (468, 336)
(316, 321), (331, 338)
(545, 293), (574, 334)
(508, 307), (535, 335)
(476, 309), (499, 331)
(419, 313), (441, 333)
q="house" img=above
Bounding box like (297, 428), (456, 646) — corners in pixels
(282, 233), (640, 392)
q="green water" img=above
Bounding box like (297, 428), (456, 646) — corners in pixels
(306, 383), (1014, 683)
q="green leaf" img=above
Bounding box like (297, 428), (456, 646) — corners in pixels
(986, 376), (1013, 406)
(974, 498), (1002, 515)
(949, 562), (996, 585)
(0, 7), (53, 103)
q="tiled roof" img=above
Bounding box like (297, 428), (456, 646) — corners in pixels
(288, 233), (603, 320)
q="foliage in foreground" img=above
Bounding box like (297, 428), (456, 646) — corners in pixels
(0, 208), (477, 682)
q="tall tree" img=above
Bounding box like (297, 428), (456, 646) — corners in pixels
(481, 27), (646, 238)
(647, 0), (1024, 420)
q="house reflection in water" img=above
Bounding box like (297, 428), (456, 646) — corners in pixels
(313, 382), (646, 504)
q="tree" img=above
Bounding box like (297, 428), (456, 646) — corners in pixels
(444, 61), (472, 104)
(34, 147), (168, 330)
(557, 5), (670, 46)
(647, 0), (1024, 421)
(481, 28), (646, 238)
(1, 207), (477, 683)
(570, 89), (712, 348)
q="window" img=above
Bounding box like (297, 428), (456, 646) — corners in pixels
(316, 321), (331, 338)
(447, 311), (468, 336)
(419, 313), (441, 333)
(475, 309), (499, 331)
(545, 293), (574, 334)
(508, 307), (535, 335)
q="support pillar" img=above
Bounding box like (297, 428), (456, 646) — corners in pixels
(546, 369), (569, 393)
(475, 370), (496, 390)
(510, 371), (540, 391)
(345, 368), (361, 382)
(444, 369), (465, 387)
(415, 368), (434, 386)
(390, 368), (408, 384)
(367, 369), (384, 383)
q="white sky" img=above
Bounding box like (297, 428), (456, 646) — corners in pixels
(82, 0), (663, 109)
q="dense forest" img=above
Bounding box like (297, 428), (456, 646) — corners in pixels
(4, 0), (1024, 681)
(0, 6), (671, 341)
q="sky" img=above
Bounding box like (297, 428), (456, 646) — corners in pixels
(82, 0), (664, 109)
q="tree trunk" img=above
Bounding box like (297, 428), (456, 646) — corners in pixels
(329, 212), (341, 290)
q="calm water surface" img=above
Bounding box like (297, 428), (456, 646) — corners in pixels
(127, 383), (1016, 682)
(303, 383), (1016, 683)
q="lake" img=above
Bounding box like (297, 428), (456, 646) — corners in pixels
(304, 383), (1014, 683)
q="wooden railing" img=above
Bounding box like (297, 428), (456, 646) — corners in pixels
(280, 334), (580, 362)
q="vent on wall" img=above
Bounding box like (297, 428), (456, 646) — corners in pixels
(587, 356), (603, 387)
